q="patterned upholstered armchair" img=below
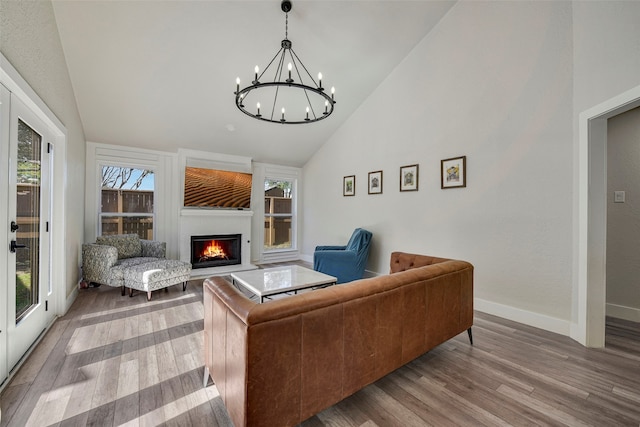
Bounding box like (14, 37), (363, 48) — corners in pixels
(82, 234), (166, 295)
(313, 228), (373, 284)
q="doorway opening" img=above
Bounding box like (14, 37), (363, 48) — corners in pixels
(577, 84), (640, 348)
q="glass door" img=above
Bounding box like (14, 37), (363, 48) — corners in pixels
(0, 84), (9, 384)
(6, 94), (53, 371)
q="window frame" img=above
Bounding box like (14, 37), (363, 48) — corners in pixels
(263, 176), (297, 253)
(97, 163), (156, 239)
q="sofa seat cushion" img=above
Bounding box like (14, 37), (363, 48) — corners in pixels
(123, 259), (192, 292)
(109, 257), (163, 286)
(96, 234), (142, 259)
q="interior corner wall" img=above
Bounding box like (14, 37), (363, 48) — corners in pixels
(1, 0), (86, 300)
(571, 1), (640, 327)
(303, 1), (575, 330)
(606, 107), (640, 322)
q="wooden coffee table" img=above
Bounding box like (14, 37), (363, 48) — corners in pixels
(230, 265), (337, 303)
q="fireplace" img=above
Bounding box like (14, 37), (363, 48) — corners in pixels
(190, 234), (241, 269)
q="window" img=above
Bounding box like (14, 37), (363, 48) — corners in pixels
(99, 166), (155, 239)
(264, 178), (294, 251)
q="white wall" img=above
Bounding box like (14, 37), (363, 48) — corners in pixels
(303, 1), (575, 332)
(571, 1), (640, 330)
(1, 0), (86, 299)
(572, 2), (640, 116)
(606, 107), (640, 322)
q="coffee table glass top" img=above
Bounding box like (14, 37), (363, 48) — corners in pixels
(230, 265), (337, 301)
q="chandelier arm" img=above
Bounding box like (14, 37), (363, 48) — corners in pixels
(289, 48), (319, 88)
(290, 57), (304, 85)
(269, 50), (288, 121)
(270, 85), (280, 121)
(289, 59), (317, 119)
(274, 48), (287, 83)
(302, 88), (317, 120)
(259, 47), (285, 81)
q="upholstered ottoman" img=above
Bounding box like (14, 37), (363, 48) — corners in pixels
(123, 259), (192, 300)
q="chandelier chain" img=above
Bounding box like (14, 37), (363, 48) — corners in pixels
(285, 12), (288, 39)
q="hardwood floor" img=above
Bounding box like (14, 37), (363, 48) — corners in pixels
(1, 276), (639, 426)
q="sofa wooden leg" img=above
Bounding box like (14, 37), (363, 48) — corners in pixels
(121, 285), (126, 296)
(467, 327), (473, 345)
(129, 288), (134, 298)
(147, 291), (152, 301)
(183, 281), (187, 292)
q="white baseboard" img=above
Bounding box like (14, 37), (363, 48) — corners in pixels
(64, 286), (78, 315)
(299, 254), (313, 263)
(606, 303), (640, 322)
(474, 298), (572, 337)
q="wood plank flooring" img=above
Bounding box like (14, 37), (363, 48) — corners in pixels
(1, 275), (639, 426)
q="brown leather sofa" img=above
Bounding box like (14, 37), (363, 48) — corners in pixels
(203, 251), (474, 427)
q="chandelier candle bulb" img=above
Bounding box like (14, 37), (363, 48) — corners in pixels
(305, 106), (310, 120)
(236, 77), (240, 93)
(281, 107), (285, 121)
(257, 102), (261, 116)
(254, 66), (259, 83)
(318, 72), (323, 89)
(288, 63), (292, 80)
(324, 100), (328, 114)
(331, 86), (335, 101)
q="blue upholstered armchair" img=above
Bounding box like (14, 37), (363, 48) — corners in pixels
(313, 228), (373, 284)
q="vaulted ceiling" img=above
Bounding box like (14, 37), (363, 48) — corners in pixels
(52, 1), (455, 167)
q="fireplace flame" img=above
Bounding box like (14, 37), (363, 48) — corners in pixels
(203, 241), (227, 259)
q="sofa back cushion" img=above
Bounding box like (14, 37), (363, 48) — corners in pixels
(389, 251), (449, 273)
(96, 234), (142, 260)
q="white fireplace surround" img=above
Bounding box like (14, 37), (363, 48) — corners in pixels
(179, 208), (256, 278)
(177, 149), (258, 278)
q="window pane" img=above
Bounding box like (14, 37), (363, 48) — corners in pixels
(101, 216), (153, 240)
(101, 188), (154, 213)
(101, 166), (154, 213)
(16, 119), (41, 321)
(264, 180), (292, 214)
(264, 216), (292, 250)
(264, 178), (294, 250)
(100, 166), (154, 238)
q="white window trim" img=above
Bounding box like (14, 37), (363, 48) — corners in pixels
(252, 162), (301, 263)
(97, 164), (156, 237)
(85, 142), (178, 258)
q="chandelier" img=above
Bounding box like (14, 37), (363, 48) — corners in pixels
(234, 0), (336, 124)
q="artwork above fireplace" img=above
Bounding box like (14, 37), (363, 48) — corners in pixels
(190, 234), (241, 269)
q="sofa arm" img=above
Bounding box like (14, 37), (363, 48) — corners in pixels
(314, 245), (346, 251)
(141, 240), (166, 258)
(82, 243), (118, 284)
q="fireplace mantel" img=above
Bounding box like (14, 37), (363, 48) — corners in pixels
(180, 208), (254, 218)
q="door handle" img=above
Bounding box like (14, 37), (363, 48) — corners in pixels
(10, 240), (27, 253)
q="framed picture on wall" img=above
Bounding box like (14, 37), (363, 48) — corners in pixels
(400, 164), (419, 192)
(368, 170), (383, 194)
(441, 156), (466, 189)
(343, 175), (355, 196)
